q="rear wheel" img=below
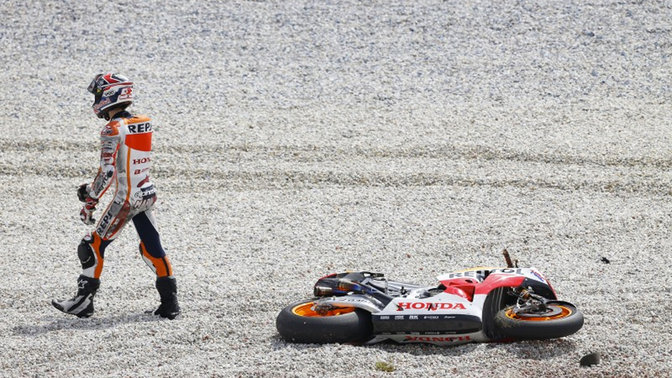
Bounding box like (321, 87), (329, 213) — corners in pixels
(276, 300), (373, 344)
(494, 301), (584, 340)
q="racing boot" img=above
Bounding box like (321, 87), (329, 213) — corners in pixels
(51, 275), (100, 318)
(154, 276), (180, 320)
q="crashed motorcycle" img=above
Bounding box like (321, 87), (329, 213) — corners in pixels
(276, 252), (583, 345)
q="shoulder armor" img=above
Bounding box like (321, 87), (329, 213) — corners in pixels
(101, 121), (120, 137)
(128, 115), (151, 124)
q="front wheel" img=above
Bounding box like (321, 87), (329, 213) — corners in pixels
(494, 301), (584, 340)
(276, 300), (373, 344)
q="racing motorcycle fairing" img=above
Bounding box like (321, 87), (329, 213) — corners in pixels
(438, 267), (557, 300)
(279, 263), (581, 345)
(372, 290), (483, 336)
(316, 269), (555, 339)
(366, 331), (485, 346)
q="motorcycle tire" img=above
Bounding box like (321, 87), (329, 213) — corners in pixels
(493, 301), (584, 340)
(276, 300), (373, 344)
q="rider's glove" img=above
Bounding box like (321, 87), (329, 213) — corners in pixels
(77, 183), (91, 203)
(79, 198), (98, 225)
(78, 184), (99, 225)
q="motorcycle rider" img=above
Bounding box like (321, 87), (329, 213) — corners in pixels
(52, 73), (180, 319)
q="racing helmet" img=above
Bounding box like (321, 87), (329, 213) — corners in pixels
(87, 73), (134, 119)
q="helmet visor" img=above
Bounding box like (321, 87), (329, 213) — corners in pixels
(87, 74), (102, 94)
(93, 88), (103, 104)
(88, 75), (104, 104)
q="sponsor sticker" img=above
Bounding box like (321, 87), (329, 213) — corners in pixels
(396, 302), (467, 311)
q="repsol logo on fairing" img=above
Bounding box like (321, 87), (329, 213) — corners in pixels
(397, 302), (467, 311)
(128, 122), (152, 133)
(446, 268), (526, 279)
(133, 157), (151, 165)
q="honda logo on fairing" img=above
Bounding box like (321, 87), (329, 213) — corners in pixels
(133, 157), (151, 164)
(397, 302), (467, 311)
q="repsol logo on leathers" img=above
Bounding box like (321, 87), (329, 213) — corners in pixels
(128, 122), (152, 133)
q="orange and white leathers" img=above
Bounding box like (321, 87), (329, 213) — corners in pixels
(90, 112), (156, 238)
(81, 111), (172, 279)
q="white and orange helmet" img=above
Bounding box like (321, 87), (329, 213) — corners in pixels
(87, 73), (134, 119)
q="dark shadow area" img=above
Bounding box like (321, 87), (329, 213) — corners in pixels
(269, 334), (479, 355)
(13, 311), (163, 336)
(270, 333), (576, 360)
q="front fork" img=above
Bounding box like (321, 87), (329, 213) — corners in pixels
(482, 286), (552, 339)
(509, 287), (554, 316)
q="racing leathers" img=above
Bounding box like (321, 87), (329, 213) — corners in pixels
(52, 110), (179, 319)
(80, 110), (172, 279)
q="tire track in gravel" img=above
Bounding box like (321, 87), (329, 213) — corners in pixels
(156, 170), (671, 196)
(2, 138), (671, 168)
(1, 138), (670, 195)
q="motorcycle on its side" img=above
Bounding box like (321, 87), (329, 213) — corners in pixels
(276, 251), (583, 345)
